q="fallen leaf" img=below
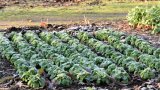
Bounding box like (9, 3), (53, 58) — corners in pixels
(16, 81), (23, 87)
(16, 81), (28, 88)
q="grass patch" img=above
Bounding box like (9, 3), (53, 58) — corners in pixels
(0, 1), (159, 21)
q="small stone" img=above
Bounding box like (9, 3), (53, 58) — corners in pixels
(140, 87), (147, 90)
(147, 85), (154, 89)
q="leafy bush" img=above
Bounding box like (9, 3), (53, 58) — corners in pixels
(127, 6), (160, 34)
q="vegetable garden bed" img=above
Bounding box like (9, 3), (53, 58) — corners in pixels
(0, 27), (159, 89)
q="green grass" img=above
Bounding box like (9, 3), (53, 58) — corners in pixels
(0, 1), (159, 21)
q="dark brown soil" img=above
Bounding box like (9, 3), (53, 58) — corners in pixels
(0, 57), (16, 89)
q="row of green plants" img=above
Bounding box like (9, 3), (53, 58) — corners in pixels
(10, 32), (73, 87)
(125, 35), (160, 57)
(127, 6), (160, 34)
(0, 33), (45, 88)
(94, 29), (160, 57)
(25, 31), (112, 85)
(40, 31), (130, 84)
(39, 31), (130, 84)
(94, 30), (160, 72)
(23, 31), (77, 86)
(73, 31), (155, 79)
